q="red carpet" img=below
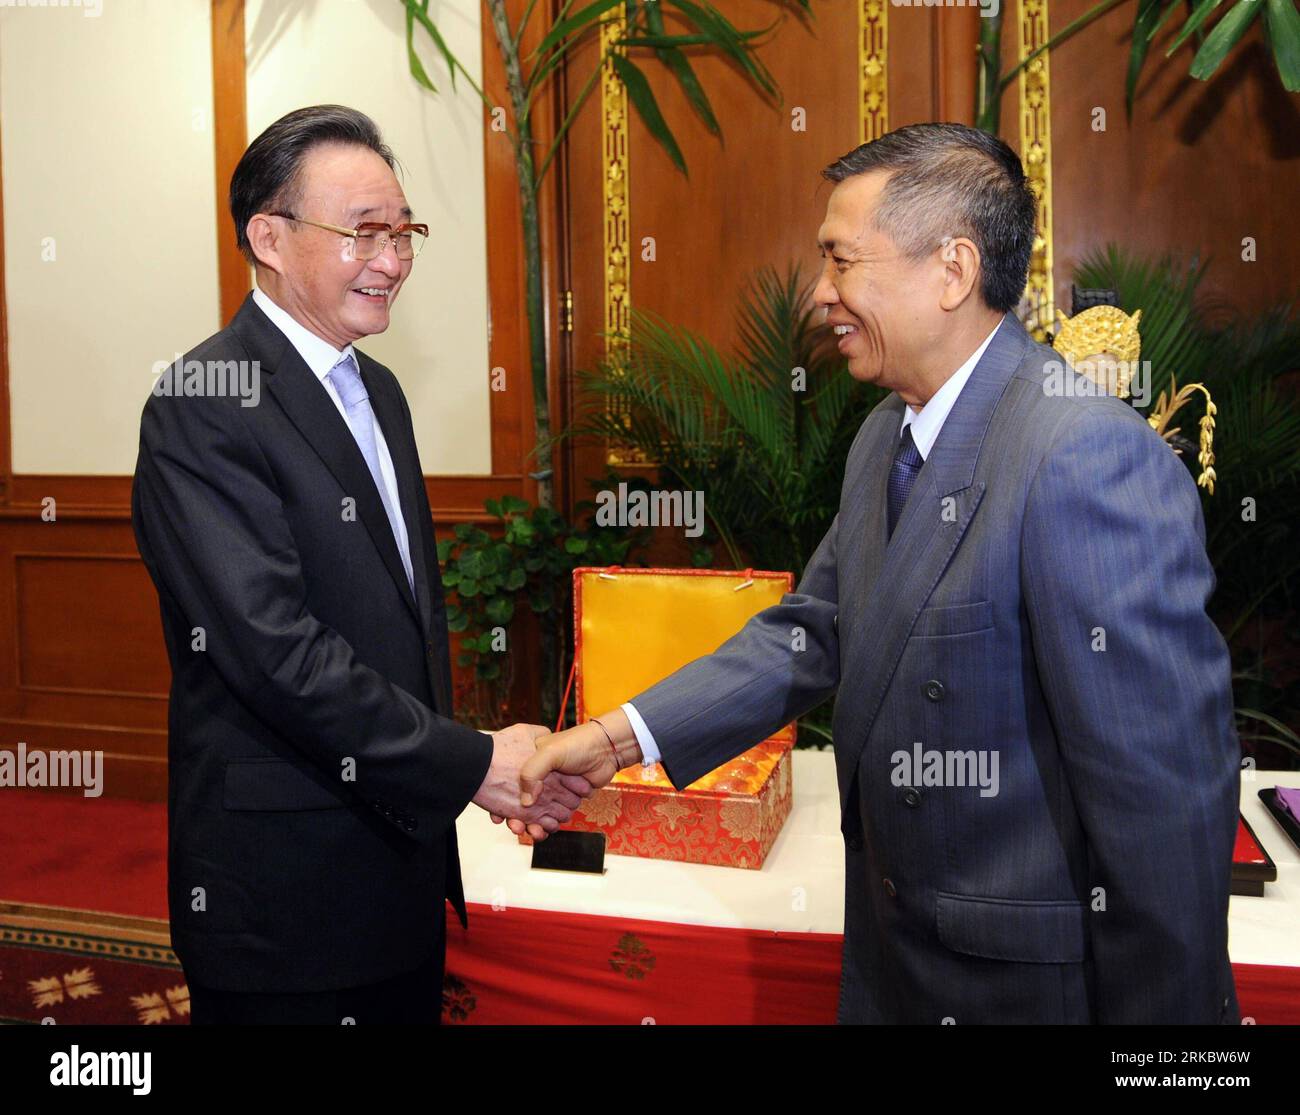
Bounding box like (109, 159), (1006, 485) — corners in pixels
(0, 790), (169, 920)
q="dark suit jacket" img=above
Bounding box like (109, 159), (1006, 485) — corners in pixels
(132, 293), (492, 993)
(633, 314), (1241, 1023)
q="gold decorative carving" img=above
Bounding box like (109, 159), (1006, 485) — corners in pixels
(601, 14), (630, 349)
(1019, 0), (1054, 340)
(600, 13), (645, 466)
(860, 0), (888, 143)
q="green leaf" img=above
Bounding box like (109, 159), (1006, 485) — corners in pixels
(641, 2), (721, 134)
(441, 568), (461, 588)
(435, 538), (453, 562)
(1126, 0), (1165, 114)
(403, 0), (462, 90)
(611, 53), (687, 174)
(459, 550), (483, 579)
(1265, 0), (1300, 91)
(446, 609), (470, 633)
(484, 497), (503, 519)
(501, 494), (532, 515)
(404, 1), (438, 92)
(504, 567), (527, 591)
(564, 536), (590, 554)
(534, 0), (624, 61)
(1146, 0), (1184, 40)
(459, 577), (481, 597)
(1165, 0), (1224, 56)
(1189, 0), (1262, 78)
(618, 33), (715, 48)
(666, 0), (777, 97)
(1237, 707), (1300, 752)
(486, 595), (516, 625)
(479, 661), (502, 682)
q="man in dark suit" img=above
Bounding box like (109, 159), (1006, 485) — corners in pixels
(521, 124), (1241, 1024)
(133, 105), (587, 1024)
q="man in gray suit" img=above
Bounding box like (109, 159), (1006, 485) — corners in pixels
(521, 123), (1240, 1024)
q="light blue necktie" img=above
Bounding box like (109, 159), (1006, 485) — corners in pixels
(327, 352), (415, 594)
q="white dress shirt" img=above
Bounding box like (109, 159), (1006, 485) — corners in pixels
(624, 318), (1003, 766)
(251, 287), (414, 590)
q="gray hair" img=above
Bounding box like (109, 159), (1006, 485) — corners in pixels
(822, 123), (1037, 313)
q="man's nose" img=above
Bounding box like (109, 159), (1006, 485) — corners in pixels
(813, 268), (838, 310)
(369, 239), (402, 277)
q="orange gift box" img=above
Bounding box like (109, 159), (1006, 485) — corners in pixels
(550, 566), (796, 869)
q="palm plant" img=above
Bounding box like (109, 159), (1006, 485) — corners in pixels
(401, 0), (811, 512)
(1072, 244), (1300, 758)
(976, 0), (1300, 134)
(564, 265), (885, 578)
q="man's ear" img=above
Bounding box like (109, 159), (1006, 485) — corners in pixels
(938, 235), (981, 311)
(245, 214), (284, 274)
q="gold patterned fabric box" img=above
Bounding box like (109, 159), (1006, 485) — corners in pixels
(558, 567), (796, 869)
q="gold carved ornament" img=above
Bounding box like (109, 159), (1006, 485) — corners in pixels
(861, 0), (888, 143)
(1020, 0), (1054, 341)
(1053, 305), (1217, 494)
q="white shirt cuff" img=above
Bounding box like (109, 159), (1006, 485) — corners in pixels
(620, 702), (662, 766)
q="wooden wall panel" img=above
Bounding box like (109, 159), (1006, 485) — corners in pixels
(15, 554), (169, 698)
(1046, 0), (1300, 313)
(563, 0), (869, 522)
(0, 518), (168, 801)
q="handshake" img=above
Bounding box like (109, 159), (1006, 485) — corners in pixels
(471, 709), (644, 840)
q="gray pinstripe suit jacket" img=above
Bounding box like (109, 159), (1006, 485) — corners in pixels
(632, 312), (1240, 1024)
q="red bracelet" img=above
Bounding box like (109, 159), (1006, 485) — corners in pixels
(590, 717), (619, 767)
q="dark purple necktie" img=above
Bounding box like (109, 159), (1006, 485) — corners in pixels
(887, 424), (924, 538)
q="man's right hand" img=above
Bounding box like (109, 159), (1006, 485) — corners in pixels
(472, 723), (594, 841)
(519, 708), (643, 808)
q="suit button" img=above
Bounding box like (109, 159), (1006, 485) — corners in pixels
(902, 788), (921, 808)
(924, 680), (945, 702)
(402, 818), (417, 832)
(883, 877), (897, 898)
(845, 834), (863, 852)
(426, 641), (435, 657)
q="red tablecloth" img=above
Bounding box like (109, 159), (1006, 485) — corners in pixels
(445, 902), (1300, 1025)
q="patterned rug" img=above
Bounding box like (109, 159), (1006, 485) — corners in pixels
(0, 901), (187, 1025)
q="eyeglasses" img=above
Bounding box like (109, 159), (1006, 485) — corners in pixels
(271, 213), (428, 261)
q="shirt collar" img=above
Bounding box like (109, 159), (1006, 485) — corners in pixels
(252, 286), (355, 383)
(899, 319), (1002, 460)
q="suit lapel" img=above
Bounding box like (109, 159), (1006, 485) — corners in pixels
(232, 295), (422, 628)
(834, 314), (1030, 811)
(362, 356), (435, 639)
(837, 401), (899, 639)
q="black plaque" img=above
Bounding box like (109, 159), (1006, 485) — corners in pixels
(529, 829), (606, 874)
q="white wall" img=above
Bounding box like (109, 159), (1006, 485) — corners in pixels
(1, 0), (221, 475)
(0, 0), (493, 476)
(245, 0), (492, 474)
